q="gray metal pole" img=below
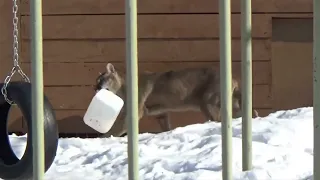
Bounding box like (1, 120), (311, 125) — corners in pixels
(313, 0), (320, 178)
(30, 0), (45, 179)
(125, 0), (139, 178)
(219, 0), (233, 179)
(241, 0), (252, 171)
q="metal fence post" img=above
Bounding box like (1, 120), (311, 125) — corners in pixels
(241, 0), (253, 171)
(313, 0), (320, 178)
(125, 0), (139, 179)
(219, 0), (233, 179)
(30, 0), (45, 179)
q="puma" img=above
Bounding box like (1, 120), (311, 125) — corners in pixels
(94, 63), (259, 138)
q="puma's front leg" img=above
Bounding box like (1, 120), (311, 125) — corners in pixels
(100, 108), (127, 138)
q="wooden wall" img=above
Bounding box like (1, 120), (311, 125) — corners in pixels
(0, 0), (313, 136)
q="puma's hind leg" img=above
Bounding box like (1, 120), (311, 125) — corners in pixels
(156, 113), (171, 131)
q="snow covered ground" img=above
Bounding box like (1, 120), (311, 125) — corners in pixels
(8, 107), (315, 180)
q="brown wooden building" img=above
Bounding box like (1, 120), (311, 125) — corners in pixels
(0, 0), (314, 136)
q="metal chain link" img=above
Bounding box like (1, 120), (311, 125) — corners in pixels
(1, 0), (30, 105)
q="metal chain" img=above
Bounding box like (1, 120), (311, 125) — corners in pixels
(1, 0), (30, 105)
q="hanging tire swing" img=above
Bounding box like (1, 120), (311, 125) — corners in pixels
(0, 82), (59, 180)
(0, 0), (59, 179)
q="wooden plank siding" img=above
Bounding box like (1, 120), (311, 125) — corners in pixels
(20, 0), (313, 15)
(20, 40), (271, 62)
(18, 62), (271, 85)
(20, 15), (271, 39)
(4, 0), (314, 136)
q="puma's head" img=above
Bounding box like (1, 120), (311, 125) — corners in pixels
(94, 63), (123, 94)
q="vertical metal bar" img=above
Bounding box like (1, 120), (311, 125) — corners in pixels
(219, 0), (232, 179)
(125, 0), (139, 178)
(314, 0), (320, 178)
(241, 0), (252, 171)
(30, 0), (45, 179)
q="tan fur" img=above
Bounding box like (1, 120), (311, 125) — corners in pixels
(95, 63), (259, 138)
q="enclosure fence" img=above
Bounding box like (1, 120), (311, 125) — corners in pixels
(30, 0), (45, 179)
(27, 0), (320, 179)
(313, 0), (320, 179)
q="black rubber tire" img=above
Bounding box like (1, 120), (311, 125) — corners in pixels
(0, 81), (59, 180)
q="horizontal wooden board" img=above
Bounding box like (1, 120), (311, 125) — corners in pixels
(43, 84), (271, 110)
(21, 109), (274, 134)
(19, 62), (271, 86)
(21, 14), (271, 39)
(21, 39), (270, 62)
(20, 0), (313, 15)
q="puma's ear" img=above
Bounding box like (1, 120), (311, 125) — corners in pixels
(106, 63), (116, 74)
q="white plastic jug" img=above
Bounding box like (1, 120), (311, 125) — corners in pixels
(83, 89), (124, 134)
